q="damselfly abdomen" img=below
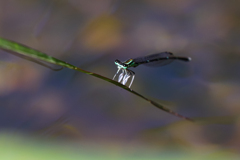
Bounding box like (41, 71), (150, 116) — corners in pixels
(113, 52), (191, 88)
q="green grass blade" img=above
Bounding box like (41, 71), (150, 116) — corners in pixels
(0, 37), (192, 121)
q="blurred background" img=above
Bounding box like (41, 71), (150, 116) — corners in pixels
(1, 0), (240, 159)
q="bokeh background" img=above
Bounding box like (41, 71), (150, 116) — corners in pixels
(1, 0), (240, 159)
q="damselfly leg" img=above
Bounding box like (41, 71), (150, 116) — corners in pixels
(113, 67), (121, 80)
(122, 69), (131, 85)
(118, 68), (125, 82)
(113, 68), (135, 88)
(121, 69), (135, 87)
(126, 69), (135, 88)
(113, 67), (124, 82)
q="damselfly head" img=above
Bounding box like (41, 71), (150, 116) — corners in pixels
(115, 59), (121, 64)
(115, 59), (128, 69)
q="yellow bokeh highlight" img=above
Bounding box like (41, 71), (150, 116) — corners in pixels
(80, 14), (122, 51)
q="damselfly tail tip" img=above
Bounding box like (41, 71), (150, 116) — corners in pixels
(182, 57), (192, 61)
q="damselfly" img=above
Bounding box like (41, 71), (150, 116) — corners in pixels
(113, 52), (191, 88)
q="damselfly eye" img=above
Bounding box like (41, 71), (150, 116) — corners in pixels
(115, 59), (121, 64)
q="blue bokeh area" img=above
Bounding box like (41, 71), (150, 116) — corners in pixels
(0, 0), (240, 157)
